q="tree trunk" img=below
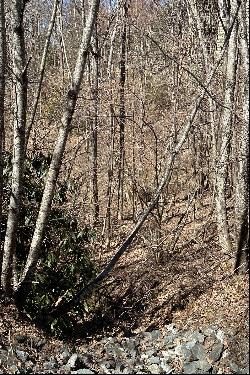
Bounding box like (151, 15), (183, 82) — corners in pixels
(215, 2), (238, 256)
(103, 9), (119, 249)
(117, 0), (128, 221)
(91, 23), (100, 224)
(188, 0), (217, 187)
(234, 0), (249, 272)
(0, 0), (6, 272)
(103, 104), (115, 250)
(15, 0), (100, 293)
(1, 0), (27, 294)
(25, 0), (58, 150)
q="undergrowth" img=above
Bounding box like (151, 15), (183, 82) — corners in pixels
(2, 151), (98, 336)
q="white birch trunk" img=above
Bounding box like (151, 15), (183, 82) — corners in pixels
(215, 1), (238, 255)
(0, 0), (6, 268)
(1, 0), (27, 293)
(234, 0), (249, 271)
(17, 0), (100, 291)
(216, 0), (229, 57)
(188, 0), (217, 185)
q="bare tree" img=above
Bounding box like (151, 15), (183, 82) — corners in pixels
(234, 0), (249, 272)
(215, 0), (238, 256)
(188, 0), (217, 186)
(117, 0), (129, 220)
(103, 5), (119, 248)
(1, 0), (28, 294)
(25, 0), (59, 149)
(90, 22), (100, 224)
(0, 0), (6, 272)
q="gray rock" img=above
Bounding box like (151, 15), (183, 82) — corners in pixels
(185, 340), (197, 350)
(165, 324), (178, 334)
(221, 349), (230, 359)
(71, 369), (95, 374)
(57, 348), (71, 364)
(31, 338), (46, 349)
(114, 347), (126, 358)
(7, 364), (20, 374)
(0, 349), (8, 362)
(189, 331), (205, 343)
(148, 356), (161, 364)
(24, 360), (34, 371)
(203, 325), (219, 336)
(43, 360), (58, 370)
(197, 359), (212, 372)
(104, 360), (118, 370)
(59, 364), (71, 373)
(163, 335), (175, 348)
(191, 342), (207, 360)
(129, 349), (138, 361)
(147, 363), (163, 374)
(105, 343), (124, 358)
(140, 353), (149, 361)
(150, 330), (161, 340)
(123, 339), (137, 351)
(215, 329), (225, 343)
(115, 362), (125, 373)
(15, 349), (29, 362)
(121, 368), (134, 374)
(239, 365), (250, 374)
(67, 353), (82, 369)
(161, 349), (176, 362)
(229, 362), (240, 373)
(99, 363), (111, 374)
(182, 330), (193, 339)
(143, 330), (161, 341)
(160, 362), (173, 373)
(134, 364), (144, 371)
(145, 349), (156, 357)
(174, 344), (192, 361)
(208, 342), (224, 363)
(183, 362), (201, 374)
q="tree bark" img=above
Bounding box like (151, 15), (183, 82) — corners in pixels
(117, 0), (128, 221)
(0, 0), (6, 273)
(1, 0), (28, 294)
(188, 0), (217, 187)
(91, 23), (100, 224)
(215, 1), (238, 255)
(234, 0), (249, 272)
(103, 8), (119, 248)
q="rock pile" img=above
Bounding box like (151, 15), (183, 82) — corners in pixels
(0, 324), (249, 374)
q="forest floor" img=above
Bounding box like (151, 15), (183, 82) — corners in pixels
(84, 216), (249, 366)
(0, 240), (248, 373)
(0, 196), (249, 373)
(1, 238), (249, 372)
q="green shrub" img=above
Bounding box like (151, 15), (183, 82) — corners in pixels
(2, 151), (98, 335)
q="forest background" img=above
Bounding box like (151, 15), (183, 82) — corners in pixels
(0, 0), (249, 337)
